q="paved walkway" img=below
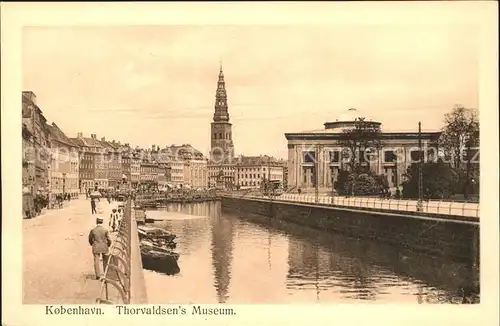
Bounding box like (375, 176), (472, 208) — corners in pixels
(23, 197), (121, 304)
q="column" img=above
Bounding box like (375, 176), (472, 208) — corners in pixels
(317, 146), (324, 188)
(297, 146), (303, 189)
(287, 144), (296, 188)
(323, 149), (330, 187)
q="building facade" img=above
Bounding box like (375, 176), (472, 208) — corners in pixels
(121, 152), (131, 184)
(161, 144), (208, 187)
(284, 108), (441, 193)
(130, 154), (141, 188)
(22, 91), (50, 196)
(70, 134), (94, 194)
(183, 159), (208, 189)
(74, 133), (107, 190)
(208, 164), (235, 189)
(140, 162), (159, 185)
(46, 123), (80, 200)
(101, 138), (122, 189)
(22, 123), (36, 195)
(234, 156), (285, 189)
(167, 144), (209, 189)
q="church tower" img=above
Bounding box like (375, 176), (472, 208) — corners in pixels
(210, 64), (235, 163)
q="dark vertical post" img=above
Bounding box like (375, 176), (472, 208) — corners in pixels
(268, 157), (273, 217)
(315, 145), (319, 203)
(417, 121), (423, 212)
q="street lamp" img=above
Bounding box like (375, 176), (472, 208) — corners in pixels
(62, 172), (66, 197)
(416, 121), (424, 212)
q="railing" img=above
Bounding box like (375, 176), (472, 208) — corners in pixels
(96, 199), (132, 304)
(228, 193), (480, 218)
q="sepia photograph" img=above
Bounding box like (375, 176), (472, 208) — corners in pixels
(2, 2), (499, 325)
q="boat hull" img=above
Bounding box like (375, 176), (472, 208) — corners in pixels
(141, 250), (180, 275)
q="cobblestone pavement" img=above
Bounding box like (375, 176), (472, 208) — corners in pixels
(23, 197), (122, 304)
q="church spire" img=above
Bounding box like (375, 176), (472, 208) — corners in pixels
(213, 64), (229, 122)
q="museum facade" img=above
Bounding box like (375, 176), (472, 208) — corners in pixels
(284, 108), (442, 194)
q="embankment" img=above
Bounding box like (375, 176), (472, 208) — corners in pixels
(221, 196), (480, 264)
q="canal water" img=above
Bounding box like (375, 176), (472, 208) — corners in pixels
(142, 201), (479, 304)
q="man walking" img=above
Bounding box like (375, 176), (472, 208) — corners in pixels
(109, 208), (118, 232)
(91, 197), (97, 214)
(88, 217), (112, 280)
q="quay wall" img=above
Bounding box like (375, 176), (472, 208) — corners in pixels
(130, 205), (148, 303)
(221, 196), (480, 263)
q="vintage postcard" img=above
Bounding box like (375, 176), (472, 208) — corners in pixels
(2, 2), (499, 326)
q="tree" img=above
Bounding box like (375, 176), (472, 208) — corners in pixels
(402, 159), (455, 199)
(338, 117), (383, 173)
(439, 105), (479, 169)
(334, 170), (384, 196)
(337, 117), (383, 195)
(334, 170), (353, 195)
(439, 105), (479, 198)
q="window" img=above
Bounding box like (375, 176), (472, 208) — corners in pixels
(410, 150), (421, 162)
(384, 150), (396, 163)
(359, 150), (367, 163)
(329, 151), (340, 163)
(303, 151), (316, 163)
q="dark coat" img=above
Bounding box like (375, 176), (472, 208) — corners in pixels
(88, 225), (111, 254)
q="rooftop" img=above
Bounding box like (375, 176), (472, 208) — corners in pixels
(46, 123), (77, 147)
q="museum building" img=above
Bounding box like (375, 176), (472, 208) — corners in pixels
(284, 108), (441, 194)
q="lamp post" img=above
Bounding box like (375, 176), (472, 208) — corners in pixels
(267, 156), (272, 204)
(47, 165), (52, 209)
(62, 172), (66, 197)
(315, 145), (320, 203)
(417, 121), (424, 212)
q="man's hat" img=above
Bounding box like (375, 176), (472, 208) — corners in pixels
(96, 217), (104, 224)
(112, 208), (117, 212)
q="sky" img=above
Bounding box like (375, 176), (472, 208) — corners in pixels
(22, 24), (478, 159)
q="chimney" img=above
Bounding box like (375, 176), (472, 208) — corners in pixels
(91, 134), (96, 139)
(77, 132), (83, 138)
(101, 137), (106, 141)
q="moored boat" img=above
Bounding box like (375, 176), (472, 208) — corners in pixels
(140, 238), (180, 275)
(137, 225), (176, 242)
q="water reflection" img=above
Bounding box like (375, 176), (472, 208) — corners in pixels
(269, 215), (478, 303)
(210, 202), (234, 303)
(142, 202), (478, 304)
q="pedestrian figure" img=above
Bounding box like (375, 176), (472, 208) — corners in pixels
(88, 217), (112, 280)
(109, 208), (118, 232)
(91, 197), (97, 214)
(117, 208), (123, 229)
